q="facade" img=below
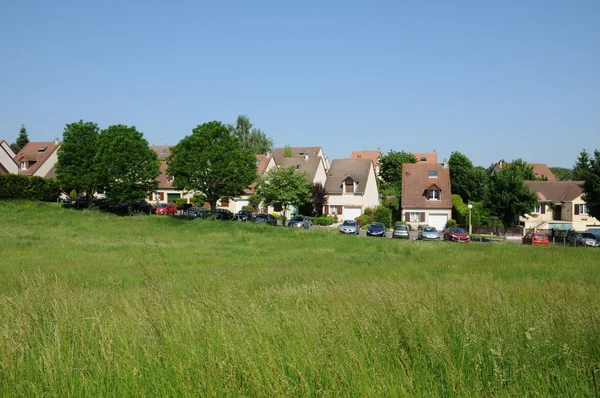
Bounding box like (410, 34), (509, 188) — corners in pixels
(522, 181), (599, 232)
(324, 159), (380, 221)
(350, 150), (381, 175)
(401, 163), (452, 231)
(148, 146), (190, 204)
(14, 140), (61, 177)
(0, 140), (18, 174)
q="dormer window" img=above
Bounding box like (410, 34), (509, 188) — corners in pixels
(167, 175), (174, 183)
(20, 161), (28, 170)
(428, 170), (438, 178)
(344, 177), (355, 193)
(427, 189), (439, 200)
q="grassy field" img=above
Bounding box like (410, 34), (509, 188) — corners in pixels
(0, 201), (599, 396)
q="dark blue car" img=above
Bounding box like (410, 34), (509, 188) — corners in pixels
(367, 222), (387, 237)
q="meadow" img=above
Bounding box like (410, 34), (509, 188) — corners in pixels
(0, 201), (599, 396)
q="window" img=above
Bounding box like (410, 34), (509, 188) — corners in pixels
(295, 164), (300, 170)
(20, 161), (27, 170)
(221, 199), (229, 207)
(407, 212), (425, 222)
(345, 182), (354, 193)
(357, 155), (361, 159)
(153, 192), (161, 201)
(330, 205), (338, 214)
(420, 157), (427, 162)
(575, 204), (588, 215)
(428, 170), (438, 178)
(427, 190), (439, 200)
(167, 175), (174, 183)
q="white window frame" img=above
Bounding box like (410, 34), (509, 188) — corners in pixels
(330, 205), (339, 214)
(578, 204), (588, 215)
(20, 161), (27, 170)
(408, 212), (422, 222)
(153, 192), (161, 201)
(533, 205), (541, 214)
(427, 190), (439, 200)
(428, 170), (438, 178)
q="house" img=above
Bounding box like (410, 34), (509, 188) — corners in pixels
(401, 163), (452, 231)
(219, 154), (276, 213)
(148, 146), (191, 204)
(276, 156), (327, 185)
(0, 140), (18, 174)
(522, 181), (599, 232)
(411, 152), (438, 164)
(272, 146), (330, 171)
(14, 139), (61, 178)
(492, 160), (557, 181)
(324, 159), (379, 221)
(350, 150), (381, 175)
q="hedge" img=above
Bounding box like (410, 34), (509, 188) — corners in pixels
(374, 205), (392, 228)
(310, 216), (335, 226)
(0, 174), (61, 202)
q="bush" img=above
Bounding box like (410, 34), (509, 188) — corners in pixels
(355, 214), (369, 227)
(374, 205), (392, 228)
(0, 175), (61, 202)
(447, 219), (457, 228)
(310, 216), (335, 226)
(175, 198), (188, 209)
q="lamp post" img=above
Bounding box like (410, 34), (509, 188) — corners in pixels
(468, 203), (473, 235)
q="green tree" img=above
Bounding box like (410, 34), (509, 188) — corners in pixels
(256, 166), (311, 220)
(228, 115), (274, 155)
(572, 150), (591, 181)
(577, 149), (600, 219)
(11, 124), (30, 153)
(299, 182), (328, 217)
(283, 144), (293, 158)
(549, 167), (571, 181)
(56, 121), (100, 205)
(378, 151), (417, 219)
(167, 121), (257, 215)
(95, 125), (160, 207)
(486, 161), (538, 233)
(448, 151), (487, 202)
(510, 159), (536, 180)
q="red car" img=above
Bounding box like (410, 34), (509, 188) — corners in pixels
(443, 227), (471, 243)
(156, 203), (177, 215)
(522, 232), (549, 245)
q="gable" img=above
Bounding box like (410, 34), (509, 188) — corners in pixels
(402, 163), (452, 209)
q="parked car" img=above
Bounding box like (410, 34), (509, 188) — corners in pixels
(338, 220), (359, 235)
(254, 213), (277, 226)
(156, 203), (177, 215)
(522, 232), (550, 245)
(215, 208), (233, 220)
(367, 222), (387, 237)
(392, 224), (410, 239)
(586, 228), (600, 243)
(418, 226), (440, 240)
(288, 215), (312, 228)
(233, 210), (254, 222)
(443, 227), (470, 243)
(184, 207), (210, 219)
(567, 231), (598, 247)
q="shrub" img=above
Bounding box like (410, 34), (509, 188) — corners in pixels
(374, 205), (392, 228)
(355, 214), (369, 227)
(175, 198), (188, 209)
(70, 189), (77, 198)
(447, 219), (457, 228)
(0, 175), (61, 202)
(311, 216), (335, 226)
(362, 207), (375, 223)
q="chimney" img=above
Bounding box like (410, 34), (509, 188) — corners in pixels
(54, 137), (60, 145)
(304, 155), (309, 160)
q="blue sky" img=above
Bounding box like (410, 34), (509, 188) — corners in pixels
(1, 0), (598, 167)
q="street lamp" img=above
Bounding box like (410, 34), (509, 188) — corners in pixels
(468, 203), (473, 235)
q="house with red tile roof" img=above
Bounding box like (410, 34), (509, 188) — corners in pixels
(492, 160), (557, 181)
(14, 139), (61, 178)
(147, 146), (190, 204)
(522, 181), (599, 232)
(401, 163), (452, 231)
(411, 152), (438, 163)
(0, 140), (18, 174)
(350, 150), (381, 174)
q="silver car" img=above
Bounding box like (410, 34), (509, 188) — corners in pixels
(418, 226), (441, 240)
(339, 220), (359, 235)
(392, 224), (410, 239)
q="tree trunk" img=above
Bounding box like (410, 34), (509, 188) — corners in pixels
(209, 199), (218, 216)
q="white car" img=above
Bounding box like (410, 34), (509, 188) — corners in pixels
(339, 220), (359, 235)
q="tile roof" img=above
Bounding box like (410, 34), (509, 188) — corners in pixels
(15, 141), (60, 176)
(411, 152), (438, 163)
(277, 156), (322, 182)
(150, 145), (171, 160)
(401, 163), (452, 209)
(272, 147), (322, 163)
(524, 181), (583, 202)
(530, 164), (557, 181)
(324, 159), (372, 194)
(350, 150), (381, 166)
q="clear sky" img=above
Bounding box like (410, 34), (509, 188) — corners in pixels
(1, 0), (598, 168)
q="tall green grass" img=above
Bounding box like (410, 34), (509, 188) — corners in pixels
(0, 201), (599, 396)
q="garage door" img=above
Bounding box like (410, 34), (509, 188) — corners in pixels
(428, 214), (448, 231)
(342, 206), (362, 221)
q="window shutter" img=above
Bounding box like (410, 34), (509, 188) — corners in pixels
(541, 204), (545, 214)
(324, 205), (329, 215)
(160, 192), (164, 201)
(338, 205), (343, 215)
(574, 205), (579, 215)
(420, 212), (425, 222)
(148, 193), (153, 201)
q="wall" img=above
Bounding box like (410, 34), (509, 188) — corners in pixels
(34, 145), (60, 177)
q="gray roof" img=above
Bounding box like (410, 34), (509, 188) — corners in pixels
(272, 147), (322, 164)
(324, 159), (372, 194)
(524, 181), (584, 202)
(277, 157), (322, 182)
